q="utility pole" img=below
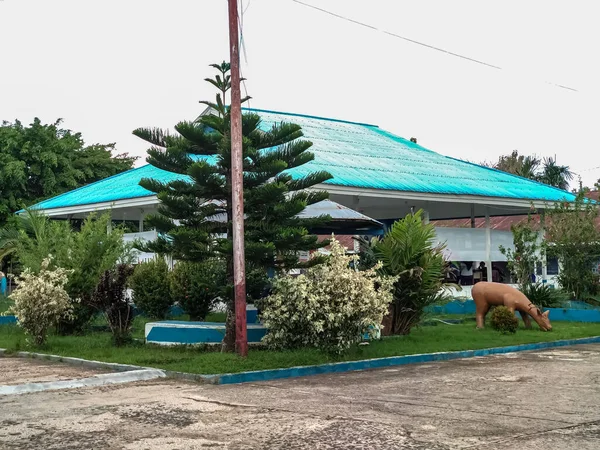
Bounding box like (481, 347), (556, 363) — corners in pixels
(227, 0), (248, 357)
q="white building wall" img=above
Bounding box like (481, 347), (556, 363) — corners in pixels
(433, 227), (514, 262)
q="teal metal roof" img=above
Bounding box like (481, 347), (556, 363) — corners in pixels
(30, 108), (577, 211)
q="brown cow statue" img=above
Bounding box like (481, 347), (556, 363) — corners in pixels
(472, 282), (552, 331)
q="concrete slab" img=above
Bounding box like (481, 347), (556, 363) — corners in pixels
(2, 344), (600, 449)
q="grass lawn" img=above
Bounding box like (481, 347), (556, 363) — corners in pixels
(0, 296), (13, 314)
(1, 319), (599, 375)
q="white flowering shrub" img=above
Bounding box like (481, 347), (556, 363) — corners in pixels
(8, 257), (73, 346)
(260, 238), (396, 354)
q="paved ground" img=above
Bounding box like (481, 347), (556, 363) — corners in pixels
(0, 358), (107, 385)
(2, 344), (600, 449)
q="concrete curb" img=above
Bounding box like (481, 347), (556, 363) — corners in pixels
(3, 336), (600, 386)
(0, 348), (151, 373)
(201, 335), (600, 385)
(0, 368), (166, 396)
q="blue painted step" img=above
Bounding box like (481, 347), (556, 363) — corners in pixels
(146, 321), (267, 345)
(0, 316), (17, 325)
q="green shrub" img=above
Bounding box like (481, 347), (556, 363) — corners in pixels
(3, 210), (134, 334)
(260, 238), (396, 354)
(130, 258), (172, 319)
(8, 258), (73, 346)
(91, 264), (135, 346)
(374, 210), (452, 335)
(520, 283), (567, 308)
(490, 306), (519, 334)
(170, 259), (226, 321)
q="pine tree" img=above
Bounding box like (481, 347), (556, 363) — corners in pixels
(133, 62), (333, 351)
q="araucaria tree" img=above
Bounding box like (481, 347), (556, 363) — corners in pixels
(134, 62), (332, 351)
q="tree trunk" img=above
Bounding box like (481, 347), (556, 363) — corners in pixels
(223, 298), (236, 352)
(381, 304), (396, 336)
(222, 256), (236, 352)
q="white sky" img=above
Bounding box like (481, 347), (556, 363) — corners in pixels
(1, 0), (599, 189)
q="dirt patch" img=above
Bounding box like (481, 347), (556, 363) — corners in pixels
(0, 357), (109, 386)
(116, 404), (199, 428)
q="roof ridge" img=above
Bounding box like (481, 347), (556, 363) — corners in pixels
(241, 107), (379, 128)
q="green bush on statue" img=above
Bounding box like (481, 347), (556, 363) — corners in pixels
(490, 306), (519, 334)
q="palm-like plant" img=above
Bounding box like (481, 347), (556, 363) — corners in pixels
(486, 151), (573, 190)
(0, 210), (50, 264)
(0, 227), (20, 263)
(375, 210), (451, 335)
(538, 157), (573, 190)
(516, 155), (541, 180)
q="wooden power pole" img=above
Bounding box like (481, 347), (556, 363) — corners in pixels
(227, 0), (248, 357)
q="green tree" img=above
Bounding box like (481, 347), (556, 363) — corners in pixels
(0, 210), (134, 333)
(133, 62), (332, 351)
(484, 150), (573, 190)
(545, 193), (600, 300)
(499, 217), (542, 287)
(486, 150), (540, 179)
(0, 118), (136, 225)
(538, 157), (574, 190)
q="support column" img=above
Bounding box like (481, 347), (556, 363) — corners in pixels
(485, 206), (492, 282)
(139, 209), (144, 233)
(423, 209), (430, 224)
(540, 210), (547, 283)
(470, 204), (475, 228)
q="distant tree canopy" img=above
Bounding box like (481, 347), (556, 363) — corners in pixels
(0, 118), (137, 225)
(483, 150), (574, 190)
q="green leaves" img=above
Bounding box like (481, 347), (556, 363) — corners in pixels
(545, 193), (600, 300)
(500, 216), (542, 288)
(132, 127), (171, 147)
(0, 119), (135, 226)
(487, 150), (573, 190)
(374, 210), (450, 335)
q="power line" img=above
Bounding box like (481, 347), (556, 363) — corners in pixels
(575, 165), (600, 174)
(291, 0), (578, 93)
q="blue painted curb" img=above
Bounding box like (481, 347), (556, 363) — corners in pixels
(428, 300), (600, 322)
(202, 335), (600, 385)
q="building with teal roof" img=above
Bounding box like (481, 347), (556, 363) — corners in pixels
(29, 108), (577, 284)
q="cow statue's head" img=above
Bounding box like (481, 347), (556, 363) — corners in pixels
(529, 304), (552, 331)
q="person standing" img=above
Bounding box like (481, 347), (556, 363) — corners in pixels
(459, 262), (474, 286)
(0, 271), (7, 297)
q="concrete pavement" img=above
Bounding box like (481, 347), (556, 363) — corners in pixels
(2, 344), (600, 449)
